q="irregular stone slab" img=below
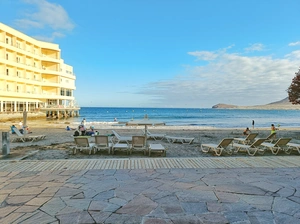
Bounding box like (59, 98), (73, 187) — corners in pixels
(161, 204), (184, 215)
(207, 202), (225, 213)
(5, 195), (35, 205)
(10, 187), (45, 196)
(215, 184), (266, 195)
(15, 205), (39, 213)
(176, 190), (218, 202)
(1, 182), (26, 190)
(239, 195), (273, 210)
(40, 197), (66, 216)
(56, 211), (94, 224)
(197, 212), (229, 223)
(142, 217), (172, 224)
(104, 213), (142, 224)
(117, 195), (157, 215)
(0, 212), (24, 224)
(109, 197), (128, 206)
(215, 191), (240, 203)
(93, 189), (115, 201)
(273, 197), (300, 216)
(18, 210), (57, 224)
(54, 187), (82, 197)
(248, 211), (274, 224)
(89, 211), (111, 223)
(274, 212), (300, 223)
(26, 197), (52, 206)
(180, 202), (207, 214)
(169, 214), (202, 224)
(0, 206), (19, 218)
(224, 211), (251, 223)
(61, 198), (91, 211)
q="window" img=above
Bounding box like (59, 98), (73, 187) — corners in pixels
(6, 69), (9, 76)
(6, 54), (8, 60)
(6, 38), (8, 44)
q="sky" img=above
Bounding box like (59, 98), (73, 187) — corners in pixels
(1, 0), (300, 108)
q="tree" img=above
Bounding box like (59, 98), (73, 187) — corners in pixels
(288, 68), (300, 104)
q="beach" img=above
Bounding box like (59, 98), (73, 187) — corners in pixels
(1, 119), (300, 160)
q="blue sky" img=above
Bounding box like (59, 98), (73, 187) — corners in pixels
(1, 0), (300, 108)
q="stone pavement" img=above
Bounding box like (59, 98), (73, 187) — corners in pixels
(0, 157), (299, 223)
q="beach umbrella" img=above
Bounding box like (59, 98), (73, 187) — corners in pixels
(126, 115), (165, 144)
(23, 111), (27, 127)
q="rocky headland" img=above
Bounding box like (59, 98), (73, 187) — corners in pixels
(212, 97), (300, 110)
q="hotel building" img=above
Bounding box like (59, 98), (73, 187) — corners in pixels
(0, 23), (79, 118)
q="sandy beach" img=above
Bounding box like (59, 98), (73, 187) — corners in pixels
(0, 118), (300, 160)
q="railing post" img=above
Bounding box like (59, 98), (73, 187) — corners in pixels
(2, 132), (10, 155)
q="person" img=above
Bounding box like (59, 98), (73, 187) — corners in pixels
(86, 126), (95, 136)
(252, 120), (255, 129)
(66, 126), (71, 131)
(11, 125), (16, 134)
(114, 118), (117, 122)
(271, 124), (278, 138)
(18, 121), (23, 129)
(79, 125), (86, 136)
(243, 127), (251, 135)
(73, 130), (80, 136)
(81, 118), (86, 127)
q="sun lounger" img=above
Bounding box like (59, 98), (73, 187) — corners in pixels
(286, 142), (300, 154)
(73, 137), (96, 155)
(201, 138), (234, 156)
(111, 143), (130, 155)
(143, 129), (166, 140)
(233, 138), (267, 156)
(261, 138), (292, 155)
(234, 133), (258, 145)
(264, 132), (277, 143)
(112, 130), (132, 144)
(148, 144), (167, 157)
(130, 136), (147, 155)
(11, 127), (46, 142)
(94, 135), (113, 154)
(165, 136), (194, 144)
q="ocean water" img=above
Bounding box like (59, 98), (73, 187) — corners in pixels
(66, 107), (300, 129)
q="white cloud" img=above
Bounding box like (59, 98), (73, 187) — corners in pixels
(14, 0), (74, 40)
(244, 43), (265, 52)
(139, 47), (299, 108)
(288, 41), (300, 46)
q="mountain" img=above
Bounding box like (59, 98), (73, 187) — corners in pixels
(212, 97), (300, 109)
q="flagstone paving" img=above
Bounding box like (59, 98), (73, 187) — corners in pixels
(0, 156), (299, 223)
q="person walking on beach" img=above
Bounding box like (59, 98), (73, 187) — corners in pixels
(252, 120), (255, 129)
(271, 124), (278, 139)
(81, 118), (86, 127)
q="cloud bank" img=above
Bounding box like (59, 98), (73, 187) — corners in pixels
(140, 44), (300, 108)
(14, 0), (74, 41)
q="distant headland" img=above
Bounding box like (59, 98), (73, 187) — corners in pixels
(212, 97), (300, 110)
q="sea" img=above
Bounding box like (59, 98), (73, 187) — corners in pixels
(66, 107), (300, 129)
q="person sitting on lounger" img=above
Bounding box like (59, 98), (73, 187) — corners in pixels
(86, 126), (95, 136)
(243, 127), (251, 135)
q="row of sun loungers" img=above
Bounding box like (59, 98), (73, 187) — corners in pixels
(201, 132), (299, 156)
(73, 135), (167, 156)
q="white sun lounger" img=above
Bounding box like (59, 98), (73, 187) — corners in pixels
(112, 130), (132, 144)
(201, 138), (234, 156)
(165, 136), (194, 144)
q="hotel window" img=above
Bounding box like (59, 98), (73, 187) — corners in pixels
(17, 86), (19, 92)
(6, 38), (8, 44)
(6, 54), (8, 60)
(6, 69), (9, 76)
(17, 71), (19, 77)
